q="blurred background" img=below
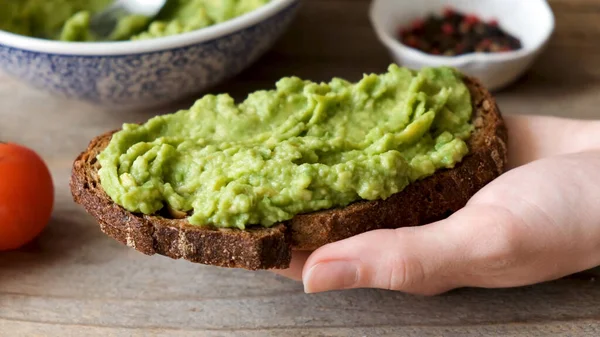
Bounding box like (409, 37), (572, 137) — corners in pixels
(220, 0), (597, 119)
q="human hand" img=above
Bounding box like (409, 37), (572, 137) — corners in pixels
(273, 115), (600, 295)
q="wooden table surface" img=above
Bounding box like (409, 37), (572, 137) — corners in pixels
(2, 0), (600, 336)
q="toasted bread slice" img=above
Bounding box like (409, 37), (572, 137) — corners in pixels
(70, 76), (508, 270)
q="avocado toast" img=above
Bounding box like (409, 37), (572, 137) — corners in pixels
(70, 68), (508, 270)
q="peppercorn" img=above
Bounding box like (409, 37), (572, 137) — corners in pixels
(397, 7), (522, 56)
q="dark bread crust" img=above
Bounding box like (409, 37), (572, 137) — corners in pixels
(70, 76), (508, 269)
(290, 76), (508, 249)
(70, 134), (292, 270)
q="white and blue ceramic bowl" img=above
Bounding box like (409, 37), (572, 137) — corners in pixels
(0, 0), (300, 109)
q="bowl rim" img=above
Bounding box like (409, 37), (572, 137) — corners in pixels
(368, 0), (556, 66)
(0, 0), (298, 56)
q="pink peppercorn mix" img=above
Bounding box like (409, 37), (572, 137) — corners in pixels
(398, 7), (522, 56)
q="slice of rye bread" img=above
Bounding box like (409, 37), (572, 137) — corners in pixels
(70, 75), (508, 270)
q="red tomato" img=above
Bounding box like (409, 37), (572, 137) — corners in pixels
(0, 143), (54, 250)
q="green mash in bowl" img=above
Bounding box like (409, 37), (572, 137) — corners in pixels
(97, 65), (474, 229)
(0, 0), (271, 41)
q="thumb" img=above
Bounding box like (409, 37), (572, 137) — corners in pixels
(301, 205), (515, 295)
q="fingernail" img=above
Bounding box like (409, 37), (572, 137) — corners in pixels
(303, 261), (359, 293)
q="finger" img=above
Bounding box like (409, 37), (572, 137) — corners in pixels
(503, 115), (571, 169)
(503, 115), (600, 169)
(301, 204), (522, 295)
(301, 219), (467, 295)
(270, 250), (312, 281)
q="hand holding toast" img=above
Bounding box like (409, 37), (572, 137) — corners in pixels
(71, 73), (509, 270)
(275, 115), (600, 294)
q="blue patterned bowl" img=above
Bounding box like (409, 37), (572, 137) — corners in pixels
(0, 0), (300, 109)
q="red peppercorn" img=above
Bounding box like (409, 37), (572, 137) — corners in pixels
(464, 14), (480, 25)
(411, 19), (425, 30)
(431, 48), (441, 55)
(479, 38), (492, 48)
(488, 18), (499, 26)
(441, 23), (454, 35)
(404, 35), (420, 48)
(443, 6), (456, 18)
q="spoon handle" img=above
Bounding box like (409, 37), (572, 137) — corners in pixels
(89, 0), (128, 39)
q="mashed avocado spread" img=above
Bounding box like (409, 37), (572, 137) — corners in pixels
(97, 65), (474, 229)
(0, 0), (270, 41)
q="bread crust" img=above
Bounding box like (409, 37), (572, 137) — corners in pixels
(70, 76), (508, 270)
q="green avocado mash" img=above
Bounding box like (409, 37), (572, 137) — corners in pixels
(0, 0), (270, 42)
(97, 65), (474, 229)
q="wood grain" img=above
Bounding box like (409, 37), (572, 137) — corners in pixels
(1, 0), (600, 336)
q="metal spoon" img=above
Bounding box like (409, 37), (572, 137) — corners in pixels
(89, 0), (167, 39)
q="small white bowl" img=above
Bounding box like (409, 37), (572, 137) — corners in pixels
(369, 0), (555, 91)
(0, 0), (300, 109)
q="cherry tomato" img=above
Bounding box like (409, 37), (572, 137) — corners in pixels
(0, 142), (54, 250)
